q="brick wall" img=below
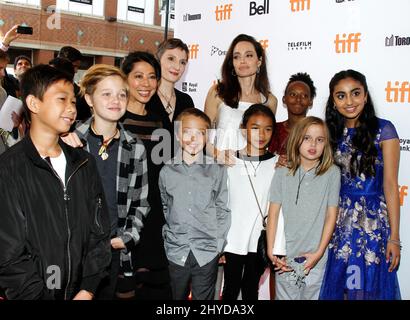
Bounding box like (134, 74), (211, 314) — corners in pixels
(0, 1), (174, 66)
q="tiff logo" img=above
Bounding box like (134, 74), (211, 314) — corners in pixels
(385, 81), (410, 103)
(259, 39), (269, 50)
(250, 0), (269, 16)
(399, 185), (408, 206)
(290, 0), (310, 12)
(188, 44), (199, 59)
(215, 3), (233, 21)
(334, 33), (361, 53)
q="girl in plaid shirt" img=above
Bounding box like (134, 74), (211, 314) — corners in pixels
(62, 64), (149, 299)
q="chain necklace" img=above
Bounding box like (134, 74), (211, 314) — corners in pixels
(295, 165), (317, 205)
(248, 158), (262, 177)
(158, 88), (175, 115)
(92, 122), (118, 161)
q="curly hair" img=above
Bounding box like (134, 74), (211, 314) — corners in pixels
(325, 69), (378, 177)
(285, 72), (316, 99)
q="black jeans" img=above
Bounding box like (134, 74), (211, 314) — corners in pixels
(222, 252), (265, 300)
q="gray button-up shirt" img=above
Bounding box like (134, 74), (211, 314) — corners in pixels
(159, 155), (231, 267)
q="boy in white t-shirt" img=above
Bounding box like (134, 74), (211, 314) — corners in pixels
(0, 65), (111, 300)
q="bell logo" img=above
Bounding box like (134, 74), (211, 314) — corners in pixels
(385, 81), (410, 103)
(250, 0), (270, 16)
(290, 0), (310, 12)
(334, 33), (361, 53)
(399, 185), (408, 206)
(259, 39), (269, 50)
(188, 44), (199, 60)
(215, 3), (233, 21)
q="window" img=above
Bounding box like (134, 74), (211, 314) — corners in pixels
(159, 0), (175, 29)
(117, 0), (155, 25)
(1, 0), (40, 6)
(55, 0), (104, 17)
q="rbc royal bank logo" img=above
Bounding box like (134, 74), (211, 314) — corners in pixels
(400, 139), (410, 152)
(385, 81), (410, 103)
(181, 82), (198, 93)
(334, 33), (361, 53)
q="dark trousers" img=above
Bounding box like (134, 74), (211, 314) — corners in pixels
(168, 251), (219, 300)
(222, 252), (264, 300)
(95, 249), (120, 300)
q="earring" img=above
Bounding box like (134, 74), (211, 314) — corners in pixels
(256, 66), (260, 74)
(232, 69), (237, 77)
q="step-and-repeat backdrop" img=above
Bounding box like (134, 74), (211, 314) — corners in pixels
(174, 0), (410, 299)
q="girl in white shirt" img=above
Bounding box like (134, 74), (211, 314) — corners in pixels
(223, 104), (277, 300)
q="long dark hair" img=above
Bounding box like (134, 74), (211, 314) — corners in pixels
(217, 34), (270, 108)
(325, 69), (378, 177)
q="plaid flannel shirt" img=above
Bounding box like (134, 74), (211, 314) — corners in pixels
(75, 118), (150, 274)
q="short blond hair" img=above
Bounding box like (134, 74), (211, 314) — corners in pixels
(286, 116), (334, 176)
(80, 64), (128, 97)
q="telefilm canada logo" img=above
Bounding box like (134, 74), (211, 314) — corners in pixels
(210, 45), (227, 56)
(182, 82), (199, 93)
(385, 35), (410, 47)
(288, 41), (312, 51)
(183, 13), (202, 22)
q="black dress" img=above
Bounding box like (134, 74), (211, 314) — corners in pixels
(120, 109), (171, 300)
(146, 88), (195, 147)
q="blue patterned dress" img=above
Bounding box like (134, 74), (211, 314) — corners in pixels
(320, 118), (401, 300)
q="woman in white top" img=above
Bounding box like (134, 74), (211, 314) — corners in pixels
(223, 104), (277, 300)
(204, 34), (277, 165)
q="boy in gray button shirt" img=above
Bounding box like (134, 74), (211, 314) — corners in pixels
(159, 108), (231, 300)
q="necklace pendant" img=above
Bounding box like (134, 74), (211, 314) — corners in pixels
(98, 144), (109, 160)
(165, 103), (173, 114)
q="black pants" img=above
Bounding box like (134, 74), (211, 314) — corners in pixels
(168, 251), (219, 300)
(134, 268), (172, 300)
(95, 249), (121, 300)
(222, 252), (265, 300)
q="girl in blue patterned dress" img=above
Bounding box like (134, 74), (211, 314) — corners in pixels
(320, 69), (401, 300)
